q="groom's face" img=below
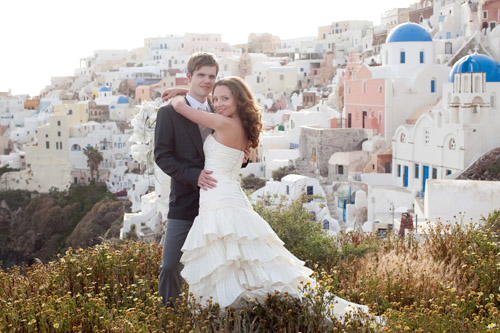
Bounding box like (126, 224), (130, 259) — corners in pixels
(187, 65), (217, 102)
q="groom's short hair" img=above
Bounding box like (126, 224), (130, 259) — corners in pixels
(187, 52), (219, 75)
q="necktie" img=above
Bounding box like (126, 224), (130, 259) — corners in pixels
(198, 104), (212, 142)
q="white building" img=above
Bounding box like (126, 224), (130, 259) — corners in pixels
(250, 174), (340, 233)
(393, 52), (500, 194)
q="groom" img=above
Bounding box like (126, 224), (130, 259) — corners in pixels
(154, 52), (219, 306)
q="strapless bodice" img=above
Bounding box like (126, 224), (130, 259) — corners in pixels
(203, 134), (244, 181)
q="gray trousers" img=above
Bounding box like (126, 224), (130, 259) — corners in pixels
(158, 218), (193, 306)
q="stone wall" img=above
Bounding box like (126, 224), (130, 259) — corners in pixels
(299, 127), (368, 177)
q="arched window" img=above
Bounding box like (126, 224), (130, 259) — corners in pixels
(449, 138), (456, 150)
(474, 75), (481, 93)
(431, 78), (436, 93)
(400, 50), (406, 64)
(400, 133), (406, 143)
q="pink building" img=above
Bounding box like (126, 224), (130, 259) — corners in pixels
(481, 0), (500, 31)
(344, 52), (386, 135)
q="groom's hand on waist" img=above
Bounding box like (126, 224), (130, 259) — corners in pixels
(198, 169), (217, 191)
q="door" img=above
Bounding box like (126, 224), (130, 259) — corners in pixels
(347, 113), (352, 128)
(306, 186), (313, 196)
(422, 166), (429, 193)
(362, 111), (367, 128)
(403, 166), (409, 187)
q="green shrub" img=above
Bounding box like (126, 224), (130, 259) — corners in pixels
(271, 166), (297, 181)
(241, 173), (266, 191)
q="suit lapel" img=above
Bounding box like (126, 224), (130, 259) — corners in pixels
(180, 98), (205, 158)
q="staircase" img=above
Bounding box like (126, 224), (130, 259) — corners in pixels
(321, 183), (341, 222)
(294, 158), (316, 178)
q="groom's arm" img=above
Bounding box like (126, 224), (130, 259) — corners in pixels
(154, 106), (201, 186)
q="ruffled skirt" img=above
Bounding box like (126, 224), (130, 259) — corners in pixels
(180, 186), (314, 308)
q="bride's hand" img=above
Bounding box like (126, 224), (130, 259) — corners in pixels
(171, 96), (187, 112)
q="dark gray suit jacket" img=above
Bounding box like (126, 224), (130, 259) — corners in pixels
(154, 100), (211, 221)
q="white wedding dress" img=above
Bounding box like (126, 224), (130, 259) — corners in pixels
(180, 135), (370, 318)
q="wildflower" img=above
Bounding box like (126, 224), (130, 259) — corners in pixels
(53, 323), (59, 328)
(488, 323), (496, 329)
(450, 288), (456, 293)
(452, 304), (457, 307)
(303, 292), (308, 297)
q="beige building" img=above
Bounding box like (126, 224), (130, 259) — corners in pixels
(247, 33), (281, 54)
(267, 67), (298, 95)
(2, 104), (89, 192)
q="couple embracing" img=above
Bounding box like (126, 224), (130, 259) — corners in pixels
(154, 52), (369, 317)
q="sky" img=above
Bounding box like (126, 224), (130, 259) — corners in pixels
(1, 0), (416, 97)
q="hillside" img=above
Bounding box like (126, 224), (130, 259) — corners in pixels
(0, 184), (127, 269)
(1, 198), (499, 331)
(458, 147), (500, 181)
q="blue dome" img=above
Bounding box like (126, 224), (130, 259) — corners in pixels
(99, 86), (111, 92)
(110, 105), (116, 109)
(387, 23), (432, 43)
(117, 96), (129, 104)
(448, 53), (500, 82)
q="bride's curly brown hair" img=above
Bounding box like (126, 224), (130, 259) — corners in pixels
(213, 77), (262, 148)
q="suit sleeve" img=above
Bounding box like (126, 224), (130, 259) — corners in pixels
(154, 106), (202, 186)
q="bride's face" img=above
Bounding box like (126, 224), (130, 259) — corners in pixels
(213, 85), (237, 118)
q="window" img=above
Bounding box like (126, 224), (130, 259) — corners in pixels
(449, 138), (456, 150)
(431, 79), (436, 93)
(424, 129), (430, 144)
(286, 185), (289, 195)
(446, 32), (451, 39)
(58, 131), (61, 137)
(56, 142), (59, 149)
(400, 51), (406, 64)
(338, 165), (344, 174)
(432, 168), (438, 179)
(57, 121), (61, 126)
(483, 11), (488, 19)
(400, 133), (406, 143)
(415, 164), (419, 179)
(420, 51), (424, 63)
(46, 141), (49, 149)
(398, 164), (401, 177)
(60, 142), (63, 150)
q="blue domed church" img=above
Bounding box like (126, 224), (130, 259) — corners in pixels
(392, 52), (500, 197)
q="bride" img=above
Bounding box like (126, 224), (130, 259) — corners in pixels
(171, 77), (368, 318)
